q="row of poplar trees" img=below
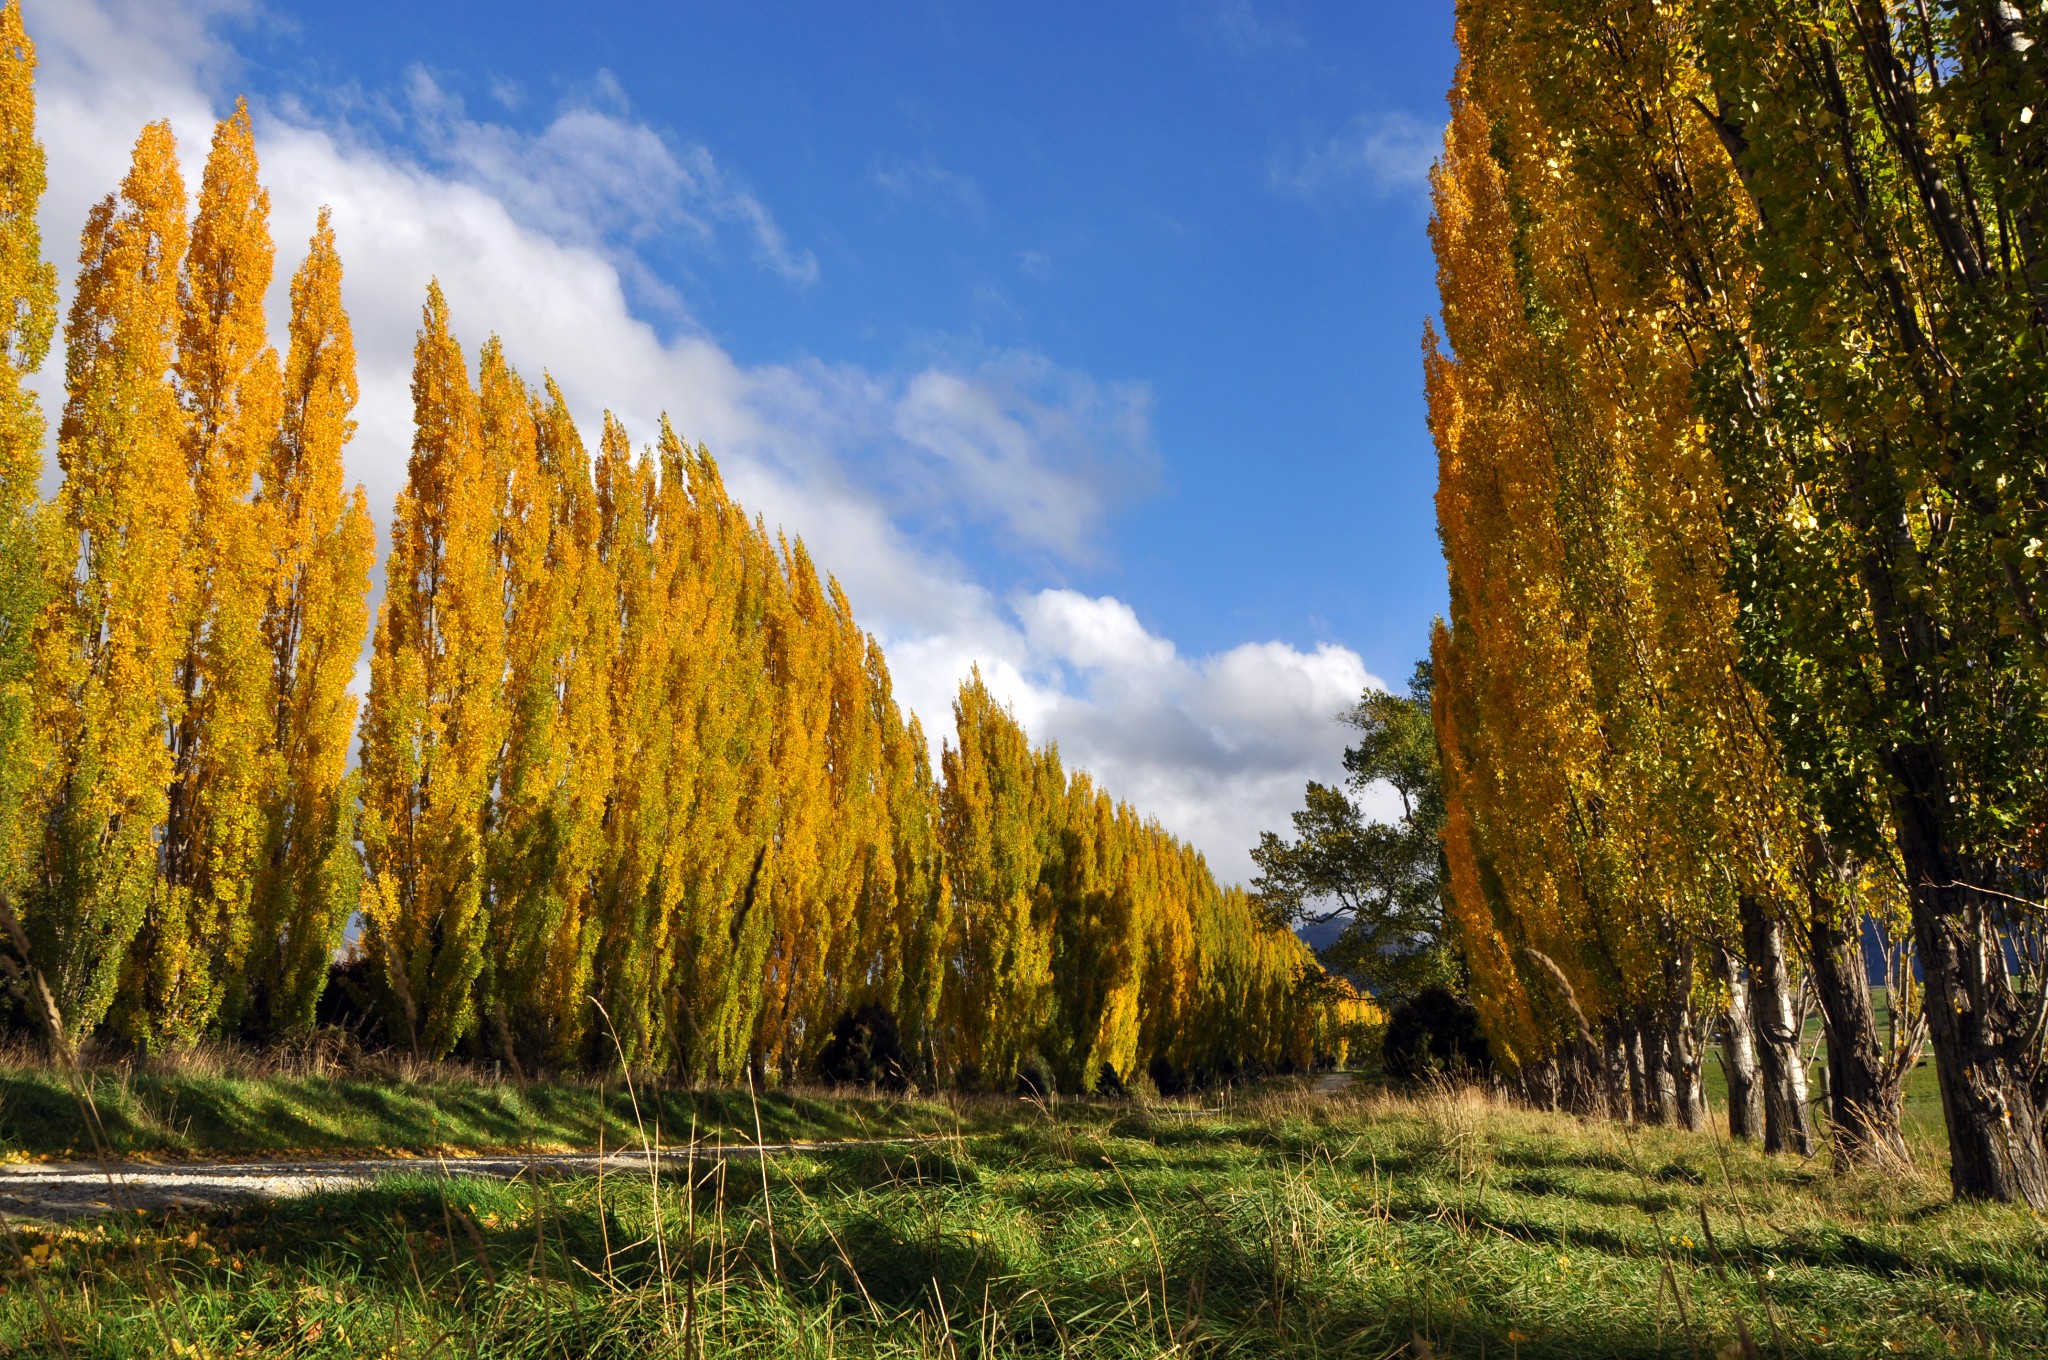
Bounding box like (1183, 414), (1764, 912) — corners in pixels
(1429, 0), (2048, 1205)
(0, 4), (1369, 1088)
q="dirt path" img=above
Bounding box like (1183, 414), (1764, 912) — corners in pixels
(3, 1080), (1361, 1223)
(0, 1139), (937, 1223)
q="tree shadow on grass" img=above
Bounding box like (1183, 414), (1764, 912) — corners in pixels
(1372, 1190), (2048, 1300)
(22, 1171), (2030, 1360)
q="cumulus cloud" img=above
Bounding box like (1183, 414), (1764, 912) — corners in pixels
(874, 588), (1382, 886)
(1275, 110), (1442, 199)
(28, 0), (1379, 887)
(1000, 591), (1381, 884)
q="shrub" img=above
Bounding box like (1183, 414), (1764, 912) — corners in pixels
(1015, 1051), (1056, 1098)
(813, 1003), (911, 1091)
(1147, 1055), (1187, 1097)
(1382, 986), (1492, 1082)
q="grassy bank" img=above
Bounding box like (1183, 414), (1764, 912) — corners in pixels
(0, 1052), (976, 1161)
(3, 1083), (2042, 1357)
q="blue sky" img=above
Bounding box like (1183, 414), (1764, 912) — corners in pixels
(31, 0), (1456, 882)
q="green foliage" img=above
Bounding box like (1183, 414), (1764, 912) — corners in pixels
(1439, 0), (2048, 1200)
(0, 499), (45, 899)
(1254, 662), (1452, 1004)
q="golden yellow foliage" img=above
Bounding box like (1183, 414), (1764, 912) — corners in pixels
(0, 0), (1358, 1082)
(0, 0), (57, 911)
(32, 120), (190, 1042)
(359, 282), (503, 1059)
(135, 101), (285, 1048)
(249, 208), (373, 1037)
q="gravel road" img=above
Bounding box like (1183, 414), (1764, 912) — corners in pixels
(1, 1078), (1361, 1223)
(0, 1140), (930, 1223)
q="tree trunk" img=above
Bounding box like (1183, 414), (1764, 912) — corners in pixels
(1625, 1025), (1644, 1123)
(1601, 1022), (1632, 1122)
(1803, 877), (1913, 1167)
(1560, 1037), (1603, 1118)
(1637, 1011), (1677, 1126)
(1654, 1003), (1703, 1130)
(1520, 1058), (1561, 1112)
(1649, 1023), (1679, 1126)
(1622, 1024), (1638, 1122)
(1885, 753), (2048, 1206)
(1669, 1013), (1706, 1132)
(1845, 445), (2048, 1201)
(1624, 1022), (1652, 1123)
(1740, 894), (1816, 1156)
(1665, 944), (1707, 1131)
(1715, 945), (1764, 1142)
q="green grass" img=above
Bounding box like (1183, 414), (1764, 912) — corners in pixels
(0, 1057), (974, 1161)
(1697, 1051), (1947, 1144)
(3, 1083), (2043, 1357)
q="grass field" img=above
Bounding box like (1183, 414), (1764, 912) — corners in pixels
(2, 1078), (2042, 1358)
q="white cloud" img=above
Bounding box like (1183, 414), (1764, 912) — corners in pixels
(875, 154), (984, 216)
(987, 590), (1381, 884)
(485, 74), (524, 112)
(27, 0), (1378, 888)
(1210, 0), (1306, 53)
(891, 352), (1156, 559)
(1021, 592), (1176, 677)
(1276, 110), (1442, 199)
(395, 65), (819, 288)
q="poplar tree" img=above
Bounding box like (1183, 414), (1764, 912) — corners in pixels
(880, 685), (950, 1075)
(584, 414), (662, 1067)
(939, 673), (1059, 1087)
(359, 282), (504, 1058)
(1048, 784), (1143, 1090)
(755, 538), (837, 1075)
(1687, 0), (2048, 1206)
(0, 0), (55, 909)
(1479, 0), (1870, 1153)
(1426, 81), (1621, 1105)
(487, 374), (608, 1066)
(30, 122), (189, 1042)
(1432, 0), (2033, 1192)
(669, 435), (782, 1080)
(0, 12), (1367, 1078)
(249, 209), (373, 1037)
(133, 102), (284, 1046)
(805, 582), (893, 1052)
(474, 338), (547, 1062)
